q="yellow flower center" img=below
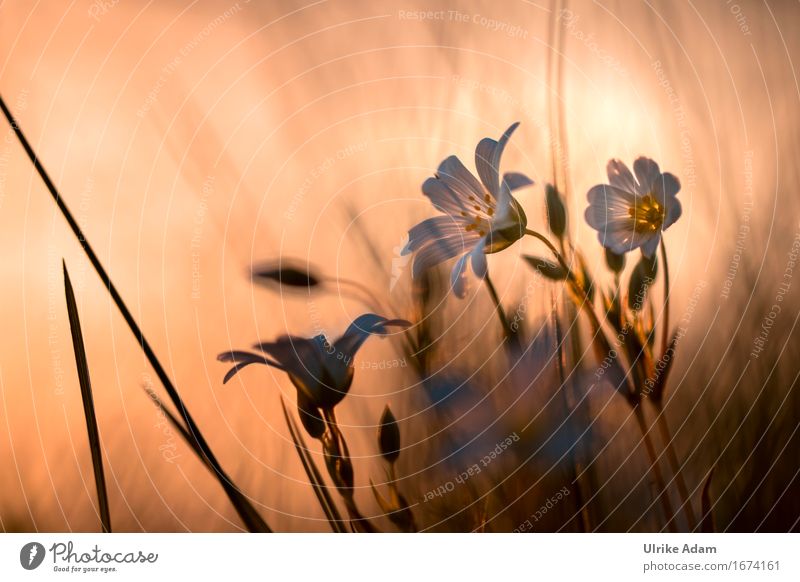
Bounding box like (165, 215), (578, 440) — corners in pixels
(628, 194), (665, 233)
(460, 193), (495, 237)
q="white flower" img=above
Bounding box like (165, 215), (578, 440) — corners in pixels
(403, 123), (533, 297)
(585, 157), (682, 258)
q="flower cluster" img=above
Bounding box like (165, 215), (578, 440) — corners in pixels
(219, 122), (688, 532)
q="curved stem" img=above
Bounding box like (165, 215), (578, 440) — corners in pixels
(659, 239), (671, 356)
(525, 229), (611, 354)
(483, 273), (514, 342)
(634, 405), (678, 532)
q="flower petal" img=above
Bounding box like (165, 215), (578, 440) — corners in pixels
(421, 176), (469, 217)
(470, 242), (488, 279)
(334, 314), (410, 364)
(502, 171), (534, 191)
(651, 172), (682, 230)
(585, 184), (636, 230)
(404, 215), (467, 254)
(606, 159), (636, 192)
(411, 232), (480, 278)
(474, 122), (520, 198)
(652, 172), (681, 200)
(663, 197), (682, 230)
(436, 155), (485, 202)
(633, 157), (661, 194)
(450, 253), (470, 298)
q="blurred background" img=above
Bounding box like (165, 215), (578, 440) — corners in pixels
(0, 0), (797, 532)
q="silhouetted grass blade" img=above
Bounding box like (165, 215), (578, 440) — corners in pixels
(143, 388), (272, 532)
(0, 95), (269, 533)
(279, 397), (346, 533)
(63, 261), (111, 533)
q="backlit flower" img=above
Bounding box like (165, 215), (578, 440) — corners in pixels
(218, 314), (410, 413)
(403, 122), (533, 297)
(585, 157), (682, 258)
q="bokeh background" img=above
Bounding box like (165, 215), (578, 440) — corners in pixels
(0, 0), (797, 532)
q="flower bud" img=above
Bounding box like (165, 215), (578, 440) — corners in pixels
(605, 248), (626, 274)
(545, 183), (567, 238)
(296, 393), (325, 439)
(378, 405), (401, 464)
(253, 259), (321, 289)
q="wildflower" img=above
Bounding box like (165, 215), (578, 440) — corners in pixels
(585, 158), (682, 258)
(218, 314), (410, 411)
(403, 122), (533, 297)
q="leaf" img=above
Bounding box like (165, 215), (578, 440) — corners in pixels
(545, 183), (566, 238)
(378, 406), (401, 463)
(650, 329), (680, 402)
(628, 254), (658, 311)
(524, 255), (568, 280)
(63, 262), (112, 533)
(253, 260), (322, 289)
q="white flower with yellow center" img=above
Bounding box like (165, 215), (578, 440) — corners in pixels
(585, 157), (682, 258)
(402, 122), (533, 297)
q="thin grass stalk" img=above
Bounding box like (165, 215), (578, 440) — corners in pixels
(63, 262), (112, 533)
(142, 389), (270, 531)
(279, 397), (346, 533)
(0, 95), (270, 533)
(322, 409), (377, 533)
(552, 300), (590, 532)
(655, 239), (696, 530)
(653, 401), (698, 531)
(634, 405), (677, 532)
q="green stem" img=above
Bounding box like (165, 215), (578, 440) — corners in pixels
(483, 273), (514, 342)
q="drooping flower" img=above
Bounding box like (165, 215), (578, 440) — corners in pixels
(218, 314), (410, 417)
(585, 157), (682, 258)
(402, 123), (534, 297)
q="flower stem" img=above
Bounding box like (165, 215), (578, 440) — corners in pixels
(634, 405), (678, 532)
(525, 229), (613, 357)
(483, 273), (514, 342)
(653, 400), (698, 531)
(655, 239), (696, 529)
(659, 238), (671, 356)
